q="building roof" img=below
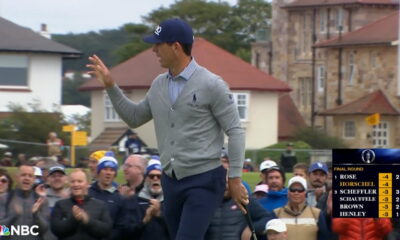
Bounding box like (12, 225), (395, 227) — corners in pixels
(278, 93), (307, 140)
(80, 38), (290, 92)
(315, 11), (399, 48)
(283, 0), (398, 8)
(319, 90), (400, 116)
(0, 17), (81, 57)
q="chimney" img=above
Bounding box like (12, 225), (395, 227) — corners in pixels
(39, 23), (51, 39)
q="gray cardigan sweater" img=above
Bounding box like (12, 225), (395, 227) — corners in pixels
(107, 65), (245, 179)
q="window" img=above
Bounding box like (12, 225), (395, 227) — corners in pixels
(319, 9), (326, 33)
(372, 121), (389, 148)
(348, 52), (356, 85)
(0, 54), (28, 87)
(317, 66), (325, 92)
(343, 121), (355, 138)
(104, 93), (120, 122)
(336, 8), (344, 31)
(298, 77), (311, 108)
(233, 93), (249, 121)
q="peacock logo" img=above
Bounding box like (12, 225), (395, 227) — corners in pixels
(0, 225), (10, 236)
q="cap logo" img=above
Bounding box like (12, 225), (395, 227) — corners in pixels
(318, 163), (322, 168)
(154, 25), (162, 36)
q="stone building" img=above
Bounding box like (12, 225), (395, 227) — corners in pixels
(252, 0), (399, 147)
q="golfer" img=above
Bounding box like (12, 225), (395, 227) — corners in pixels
(87, 18), (248, 240)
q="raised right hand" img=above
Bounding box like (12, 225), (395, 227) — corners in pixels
(86, 55), (115, 88)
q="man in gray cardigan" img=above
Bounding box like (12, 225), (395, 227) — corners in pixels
(87, 18), (248, 240)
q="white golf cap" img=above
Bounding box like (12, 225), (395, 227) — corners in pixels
(287, 176), (307, 190)
(259, 160), (278, 172)
(266, 219), (287, 233)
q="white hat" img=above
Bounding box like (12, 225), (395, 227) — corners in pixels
(288, 176), (307, 190)
(266, 219), (287, 232)
(254, 184), (269, 193)
(260, 160), (278, 172)
(33, 166), (43, 177)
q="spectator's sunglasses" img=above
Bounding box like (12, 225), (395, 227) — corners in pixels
(289, 187), (305, 193)
(0, 177), (9, 184)
(148, 174), (162, 180)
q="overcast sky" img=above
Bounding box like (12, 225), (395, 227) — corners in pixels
(0, 0), (237, 34)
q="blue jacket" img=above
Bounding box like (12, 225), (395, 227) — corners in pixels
(117, 195), (170, 240)
(258, 188), (288, 211)
(206, 197), (276, 240)
(88, 182), (123, 239)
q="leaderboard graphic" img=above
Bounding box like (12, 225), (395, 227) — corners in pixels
(333, 149), (400, 218)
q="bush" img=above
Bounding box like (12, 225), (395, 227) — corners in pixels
(295, 127), (348, 149)
(245, 141), (312, 169)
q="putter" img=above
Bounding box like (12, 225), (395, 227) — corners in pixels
(243, 204), (258, 240)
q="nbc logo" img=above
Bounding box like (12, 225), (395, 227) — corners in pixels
(0, 225), (10, 236)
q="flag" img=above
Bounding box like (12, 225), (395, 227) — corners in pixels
(365, 113), (380, 126)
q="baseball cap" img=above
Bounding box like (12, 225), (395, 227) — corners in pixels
(4, 152), (12, 157)
(265, 219), (287, 233)
(254, 184), (269, 194)
(143, 18), (194, 44)
(308, 162), (328, 174)
(259, 160), (278, 172)
(49, 165), (66, 175)
(287, 176), (307, 190)
(146, 159), (162, 175)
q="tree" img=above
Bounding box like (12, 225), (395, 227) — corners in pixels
(0, 103), (70, 157)
(62, 74), (91, 107)
(116, 0), (272, 62)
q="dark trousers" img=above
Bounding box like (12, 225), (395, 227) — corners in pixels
(161, 166), (226, 240)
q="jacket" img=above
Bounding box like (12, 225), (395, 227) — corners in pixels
(274, 203), (331, 240)
(107, 63), (245, 179)
(117, 195), (170, 240)
(50, 196), (112, 240)
(0, 188), (49, 240)
(332, 218), (392, 240)
(259, 188), (288, 211)
(205, 197), (276, 240)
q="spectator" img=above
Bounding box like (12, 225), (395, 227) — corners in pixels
(119, 160), (169, 239)
(206, 176), (276, 240)
(307, 162), (329, 209)
(59, 157), (72, 168)
(280, 143), (297, 174)
(51, 168), (112, 239)
(243, 158), (254, 172)
(119, 154), (147, 197)
(265, 219), (288, 240)
(292, 162), (308, 180)
(15, 153), (27, 167)
(0, 169), (13, 222)
(259, 166), (288, 211)
(89, 152), (122, 239)
(35, 157), (55, 183)
(258, 158), (278, 185)
(252, 184), (268, 199)
(0, 152), (13, 166)
(47, 132), (63, 157)
(274, 176), (331, 240)
(125, 131), (143, 156)
(88, 150), (107, 181)
(33, 166), (44, 188)
(332, 218), (392, 240)
(77, 157), (89, 168)
(220, 149), (251, 194)
(38, 165), (69, 209)
(1, 165), (49, 239)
